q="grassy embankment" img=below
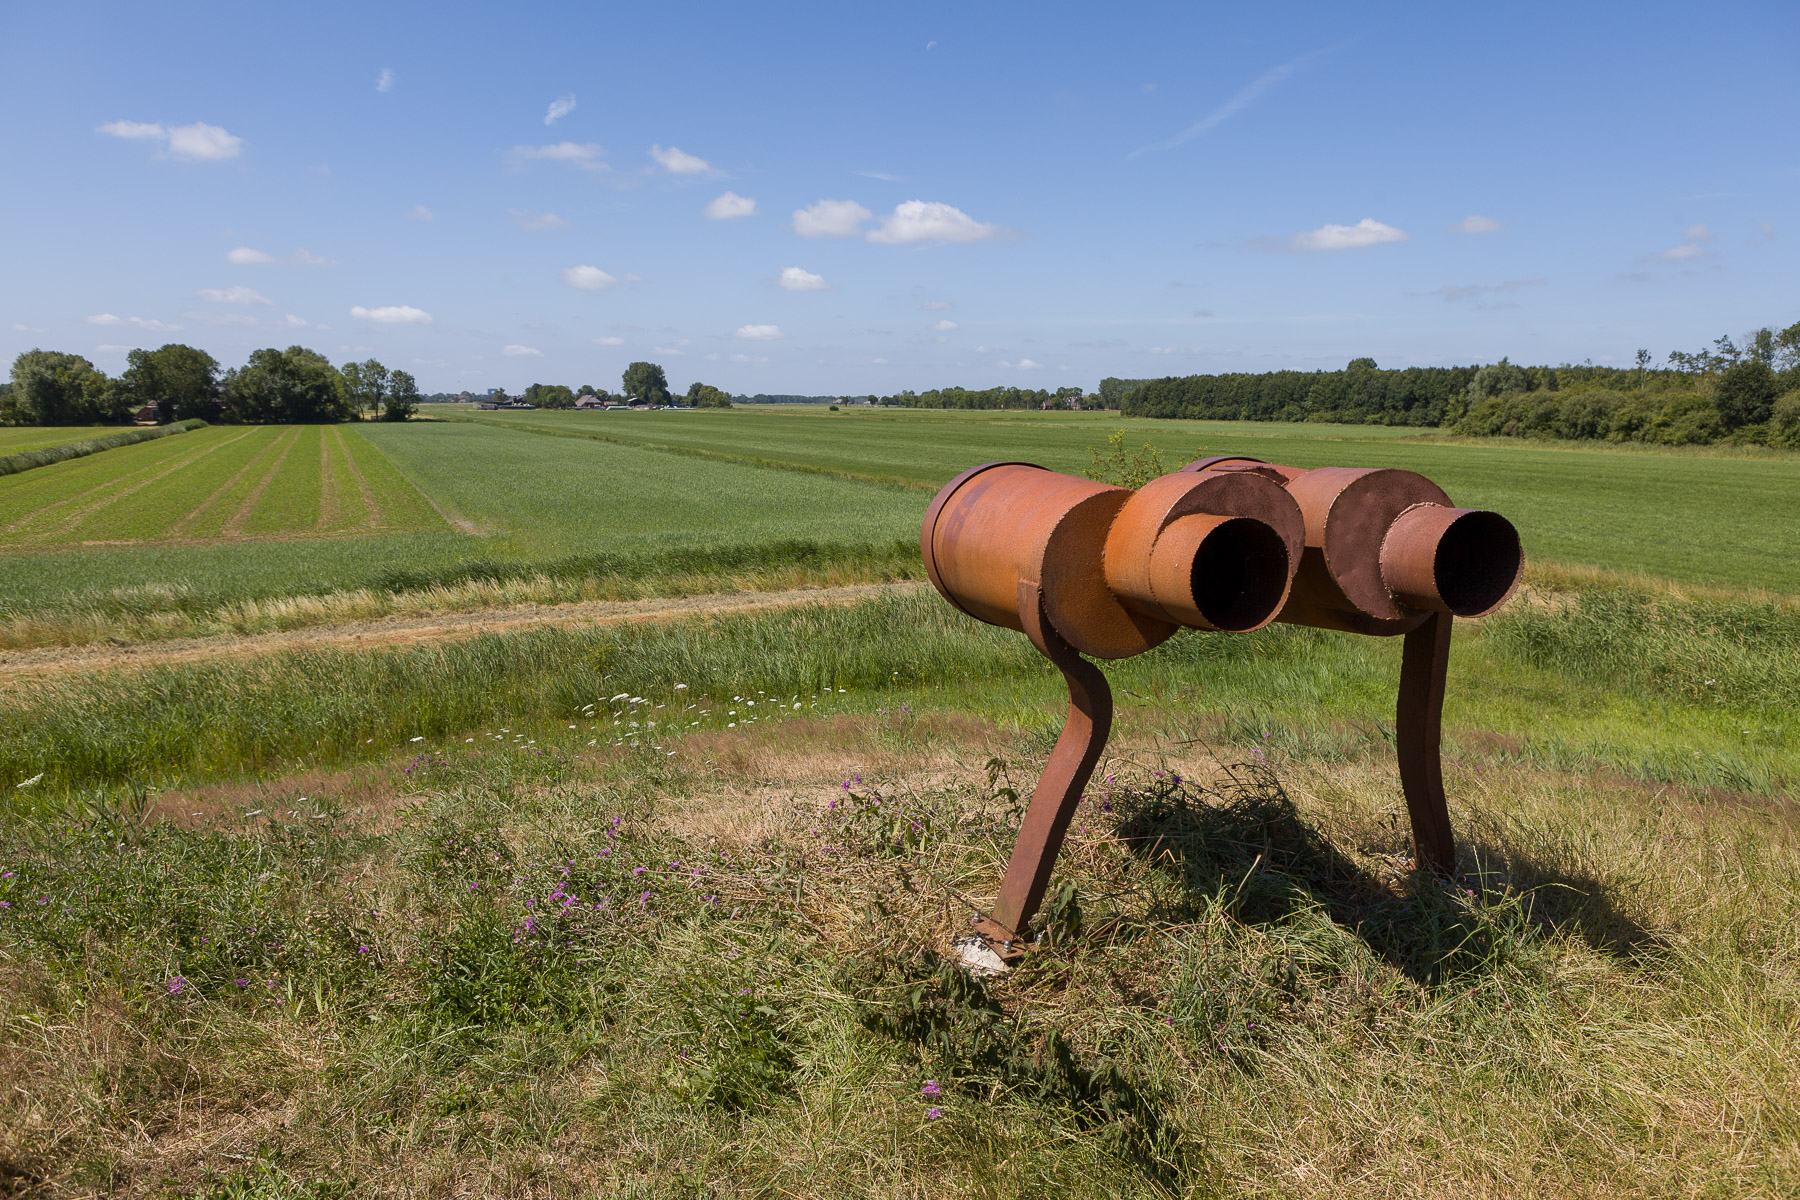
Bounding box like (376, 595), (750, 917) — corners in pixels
(0, 578), (1795, 1195)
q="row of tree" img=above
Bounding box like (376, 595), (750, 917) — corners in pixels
(1117, 322), (1800, 446)
(870, 385), (1098, 410)
(2, 345), (421, 426)
(513, 362), (734, 409)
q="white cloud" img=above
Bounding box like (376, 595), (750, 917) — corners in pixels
(502, 344), (542, 357)
(1290, 218), (1408, 252)
(1017, 358), (1042, 369)
(98, 119), (242, 161)
(509, 142), (606, 171)
(284, 314), (311, 327)
(407, 204), (435, 221)
(592, 336), (625, 346)
(652, 344), (687, 356)
(872, 357), (889, 364)
(729, 352), (768, 364)
(351, 305), (433, 325)
(705, 191), (757, 220)
(922, 299), (952, 310)
(510, 209), (570, 231)
(650, 144), (711, 174)
(166, 122), (243, 161)
(182, 311), (261, 327)
(1147, 346), (1179, 354)
(377, 68), (395, 93)
(96, 120), (164, 141)
(227, 246), (275, 264)
(792, 199), (872, 238)
(544, 94), (576, 125)
(1448, 214), (1504, 234)
(734, 324), (784, 340)
(778, 267), (831, 291)
(560, 265), (617, 290)
(291, 249), (338, 266)
(199, 285), (272, 305)
(866, 200), (1005, 245)
(86, 314), (180, 331)
(1656, 225), (1716, 262)
(930, 319), (957, 331)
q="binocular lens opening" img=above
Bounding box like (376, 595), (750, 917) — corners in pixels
(1190, 517), (1291, 632)
(1434, 510), (1522, 616)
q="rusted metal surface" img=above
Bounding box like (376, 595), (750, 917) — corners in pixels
(923, 454), (1522, 957)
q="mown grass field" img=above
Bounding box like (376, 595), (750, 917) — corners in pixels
(456, 406), (1800, 594)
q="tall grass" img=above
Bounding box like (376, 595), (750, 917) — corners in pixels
(0, 418), (206, 477)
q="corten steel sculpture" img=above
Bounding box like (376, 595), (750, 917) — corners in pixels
(922, 457), (1523, 960)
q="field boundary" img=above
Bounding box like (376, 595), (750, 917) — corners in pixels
(0, 419), (208, 478)
(435, 412), (938, 491)
(3, 428), (254, 541)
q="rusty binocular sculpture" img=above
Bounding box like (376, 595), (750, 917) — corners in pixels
(922, 457), (1522, 956)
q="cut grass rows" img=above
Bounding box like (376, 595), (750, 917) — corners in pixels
(0, 424), (441, 548)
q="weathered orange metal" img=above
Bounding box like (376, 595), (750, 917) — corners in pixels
(1177, 456), (1522, 876)
(922, 462), (1303, 951)
(923, 454), (1523, 960)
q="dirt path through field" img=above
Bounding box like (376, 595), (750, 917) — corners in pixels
(0, 579), (928, 682)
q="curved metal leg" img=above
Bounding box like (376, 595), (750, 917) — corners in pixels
(1396, 611), (1456, 876)
(972, 581), (1115, 952)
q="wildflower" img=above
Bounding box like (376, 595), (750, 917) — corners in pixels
(166, 976), (186, 995)
(235, 978), (249, 988)
(926, 1107), (942, 1120)
(358, 944), (370, 955)
(469, 882), (479, 892)
(921, 1080), (941, 1097)
(15, 773), (42, 788)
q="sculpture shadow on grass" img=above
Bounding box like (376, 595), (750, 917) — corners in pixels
(1103, 764), (1663, 986)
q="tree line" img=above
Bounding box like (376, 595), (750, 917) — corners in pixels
(1117, 321), (1800, 447)
(513, 362), (733, 409)
(2, 344), (421, 426)
(871, 385), (1098, 410)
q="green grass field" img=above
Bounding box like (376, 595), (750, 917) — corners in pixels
(456, 406), (1800, 593)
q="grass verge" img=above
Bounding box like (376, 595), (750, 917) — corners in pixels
(0, 419), (207, 478)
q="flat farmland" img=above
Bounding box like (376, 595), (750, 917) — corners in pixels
(0, 424), (441, 548)
(460, 406), (1800, 593)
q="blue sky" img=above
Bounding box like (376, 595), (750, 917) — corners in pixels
(3, 0), (1795, 395)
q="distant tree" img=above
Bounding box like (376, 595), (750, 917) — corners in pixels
(1714, 359), (1780, 429)
(341, 359), (391, 418)
(1097, 377), (1149, 408)
(6, 350), (131, 425)
(382, 370), (420, 421)
(222, 346), (353, 424)
(577, 383), (597, 397)
(523, 382), (576, 409)
(121, 344), (221, 423)
(684, 381), (731, 408)
(1635, 348), (1652, 391)
(621, 361), (670, 405)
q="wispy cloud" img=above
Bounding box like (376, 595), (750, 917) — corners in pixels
(734, 324), (784, 340)
(544, 94), (576, 125)
(1656, 224), (1714, 262)
(510, 209), (570, 232)
(86, 314), (181, 331)
(855, 170), (903, 182)
(502, 344), (542, 357)
(509, 142), (606, 171)
(1437, 276), (1546, 302)
(350, 305), (433, 325)
(930, 319), (958, 332)
(97, 119), (243, 161)
(1128, 48), (1330, 158)
(705, 191), (756, 219)
(1288, 218), (1407, 252)
(592, 336), (625, 346)
(406, 204), (435, 221)
(560, 265), (617, 290)
(198, 285), (272, 305)
(376, 68), (395, 93)
(227, 246), (275, 265)
(1448, 214), (1505, 234)
(650, 144), (711, 174)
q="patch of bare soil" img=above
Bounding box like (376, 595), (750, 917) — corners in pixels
(0, 580), (929, 683)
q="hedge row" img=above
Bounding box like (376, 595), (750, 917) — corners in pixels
(0, 418), (209, 478)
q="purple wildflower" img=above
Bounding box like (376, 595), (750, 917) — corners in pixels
(921, 1080), (941, 1097)
(166, 976), (186, 995)
(926, 1107), (942, 1120)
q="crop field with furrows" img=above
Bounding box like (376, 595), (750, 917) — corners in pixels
(457, 406), (1800, 594)
(0, 424), (442, 549)
(0, 427), (110, 454)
